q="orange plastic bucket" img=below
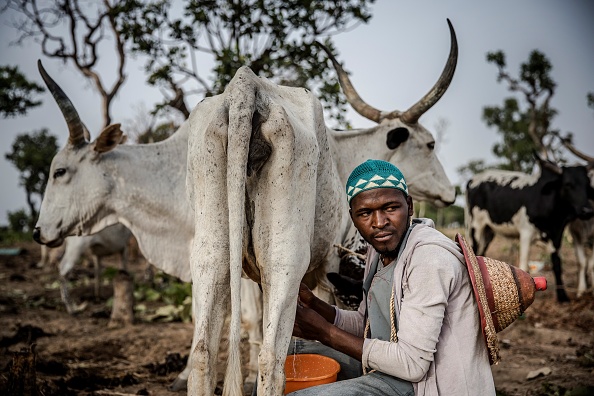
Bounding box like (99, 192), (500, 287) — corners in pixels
(284, 353), (341, 394)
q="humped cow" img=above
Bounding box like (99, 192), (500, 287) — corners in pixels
(58, 223), (132, 314)
(33, 17), (458, 394)
(465, 154), (594, 302)
(185, 20), (458, 396)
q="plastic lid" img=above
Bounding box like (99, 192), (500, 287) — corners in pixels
(533, 277), (547, 291)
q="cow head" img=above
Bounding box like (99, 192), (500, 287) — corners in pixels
(536, 153), (594, 221)
(32, 60), (126, 247)
(318, 19), (457, 207)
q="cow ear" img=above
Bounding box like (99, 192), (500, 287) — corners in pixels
(94, 124), (124, 153)
(386, 127), (410, 150)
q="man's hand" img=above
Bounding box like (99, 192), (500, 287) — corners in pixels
(295, 282), (336, 324)
(297, 282), (318, 309)
(294, 301), (335, 342)
(293, 284), (364, 362)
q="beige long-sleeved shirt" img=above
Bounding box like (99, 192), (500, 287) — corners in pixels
(334, 221), (495, 396)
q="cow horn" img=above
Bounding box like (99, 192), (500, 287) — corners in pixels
(400, 19), (458, 124)
(37, 60), (88, 147)
(562, 137), (594, 163)
(535, 150), (562, 175)
(315, 41), (385, 123)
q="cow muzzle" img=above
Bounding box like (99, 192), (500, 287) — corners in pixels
(32, 227), (64, 247)
(577, 205), (594, 220)
(32, 227), (42, 244)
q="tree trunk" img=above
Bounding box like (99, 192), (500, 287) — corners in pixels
(7, 344), (37, 396)
(25, 190), (37, 231)
(108, 270), (135, 328)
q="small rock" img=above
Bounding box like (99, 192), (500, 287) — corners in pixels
(526, 367), (552, 380)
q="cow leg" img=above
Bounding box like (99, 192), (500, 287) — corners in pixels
(38, 245), (49, 268)
(93, 255), (101, 299)
(481, 227), (495, 256)
(471, 224), (494, 256)
(169, 355), (191, 392)
(551, 251), (569, 303)
(59, 276), (76, 314)
(119, 243), (129, 272)
(253, 102), (320, 395)
(170, 280), (261, 393)
(258, 263), (305, 396)
(586, 248), (594, 295)
(518, 230), (533, 272)
(241, 278), (263, 393)
(575, 242), (588, 298)
(58, 239), (80, 313)
(188, 262), (230, 396)
(170, 296), (196, 392)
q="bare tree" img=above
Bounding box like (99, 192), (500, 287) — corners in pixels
(2, 0), (134, 127)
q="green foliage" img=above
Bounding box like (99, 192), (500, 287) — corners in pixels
(117, 0), (375, 127)
(418, 202), (465, 228)
(0, 225), (32, 245)
(5, 129), (59, 228)
(134, 272), (192, 323)
(7, 209), (31, 233)
(458, 49), (567, 180)
(457, 159), (488, 184)
(481, 49), (562, 173)
(482, 98), (536, 172)
(0, 65), (44, 118)
(135, 121), (178, 144)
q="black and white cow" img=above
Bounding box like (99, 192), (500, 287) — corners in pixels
(465, 155), (594, 302)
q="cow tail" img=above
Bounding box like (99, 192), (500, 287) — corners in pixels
(223, 93), (254, 396)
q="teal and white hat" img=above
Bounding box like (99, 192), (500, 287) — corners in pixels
(346, 159), (408, 204)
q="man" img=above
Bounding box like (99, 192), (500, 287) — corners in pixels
(291, 159), (495, 395)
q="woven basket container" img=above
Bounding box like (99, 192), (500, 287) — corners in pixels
(456, 234), (547, 365)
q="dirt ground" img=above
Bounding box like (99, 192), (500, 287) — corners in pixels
(1, 230), (593, 396)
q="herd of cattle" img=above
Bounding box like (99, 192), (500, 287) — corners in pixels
(27, 20), (593, 396)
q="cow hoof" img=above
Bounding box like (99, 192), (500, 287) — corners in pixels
(556, 291), (570, 303)
(243, 380), (255, 395)
(168, 378), (188, 392)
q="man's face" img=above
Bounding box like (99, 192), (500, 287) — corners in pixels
(349, 188), (414, 261)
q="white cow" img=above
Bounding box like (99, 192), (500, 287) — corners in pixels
(33, 18), (457, 394)
(31, 60), (241, 391)
(185, 20), (458, 396)
(58, 223), (132, 314)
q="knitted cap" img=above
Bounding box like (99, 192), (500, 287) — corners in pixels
(346, 159), (408, 204)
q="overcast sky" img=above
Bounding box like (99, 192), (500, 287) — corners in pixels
(1, 0), (593, 226)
